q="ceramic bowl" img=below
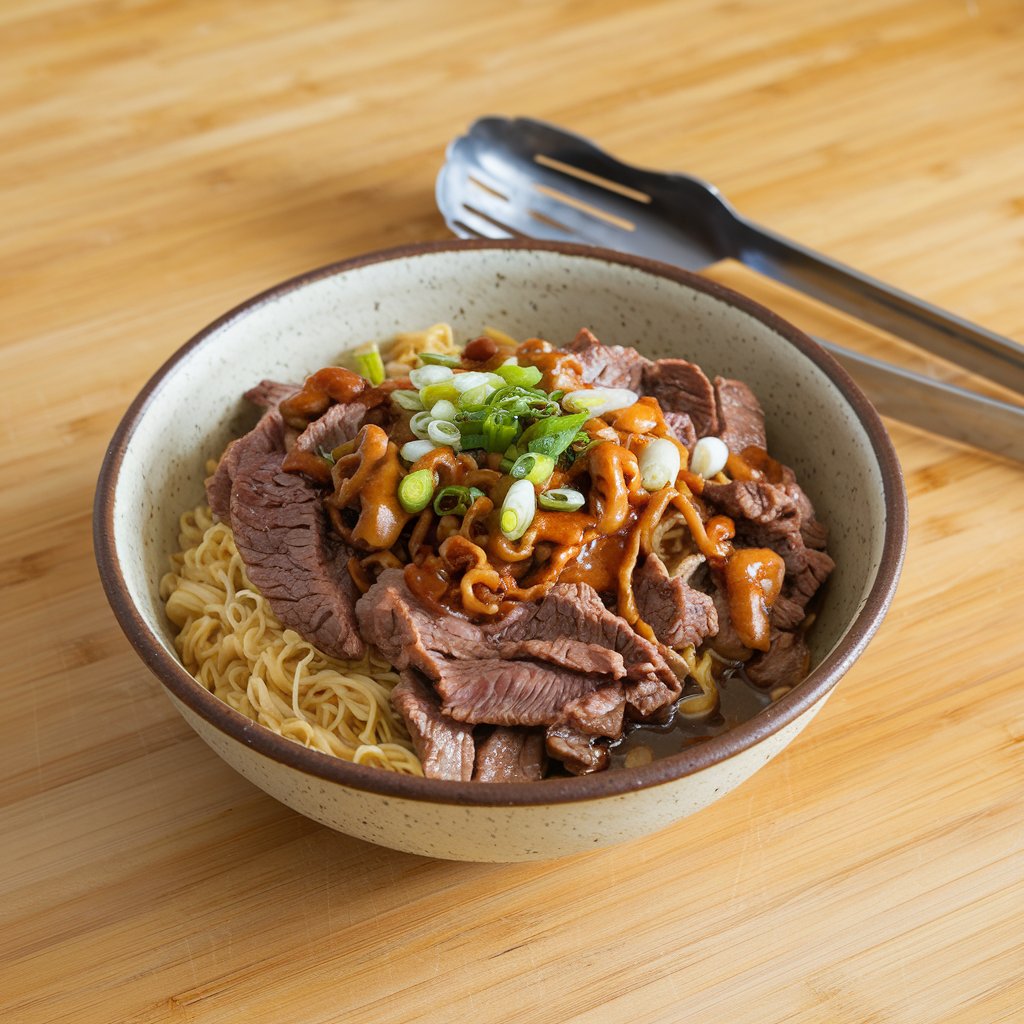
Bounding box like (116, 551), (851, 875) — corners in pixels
(94, 240), (907, 861)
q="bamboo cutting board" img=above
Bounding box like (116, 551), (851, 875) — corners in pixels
(2, 1), (1023, 1022)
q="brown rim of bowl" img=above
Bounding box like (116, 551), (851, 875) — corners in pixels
(94, 238), (907, 808)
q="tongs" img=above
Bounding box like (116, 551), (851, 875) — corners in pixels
(436, 116), (1024, 462)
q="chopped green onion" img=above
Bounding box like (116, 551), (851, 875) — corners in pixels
(353, 343), (386, 386)
(493, 363), (543, 388)
(509, 452), (556, 485)
(398, 469), (435, 513)
(419, 381), (459, 409)
(548, 389), (565, 403)
(483, 372), (507, 388)
(539, 488), (586, 512)
(427, 419), (461, 449)
(317, 445), (336, 465)
(409, 364), (454, 389)
(419, 352), (461, 367)
(433, 485), (474, 516)
(392, 389), (424, 411)
(468, 486), (486, 502)
(458, 383), (494, 409)
(517, 412), (589, 458)
(400, 439), (438, 463)
(451, 371), (491, 394)
(429, 399), (459, 422)
(482, 408), (521, 453)
(410, 410), (434, 440)
(501, 356), (519, 366)
(500, 479), (537, 541)
(638, 438), (681, 491)
(562, 387), (638, 417)
(460, 433), (485, 449)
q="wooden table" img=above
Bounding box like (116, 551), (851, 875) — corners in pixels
(4, 2), (1023, 1021)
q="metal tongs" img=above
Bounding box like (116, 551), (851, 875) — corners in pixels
(436, 116), (1024, 462)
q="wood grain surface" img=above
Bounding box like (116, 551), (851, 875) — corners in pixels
(2, 1), (1023, 1021)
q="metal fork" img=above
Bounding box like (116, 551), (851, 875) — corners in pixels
(436, 116), (1024, 462)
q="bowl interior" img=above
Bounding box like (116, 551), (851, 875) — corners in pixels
(110, 244), (890, 723)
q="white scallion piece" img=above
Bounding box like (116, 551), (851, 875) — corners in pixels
(538, 487), (586, 512)
(483, 371), (507, 388)
(400, 439), (438, 463)
(499, 479), (536, 541)
(391, 389), (424, 412)
(426, 419), (461, 449)
(690, 436), (729, 479)
(409, 410), (434, 440)
(451, 370), (491, 393)
(501, 356), (519, 366)
(562, 387), (638, 418)
(429, 399), (459, 422)
(638, 438), (681, 491)
(408, 364), (454, 389)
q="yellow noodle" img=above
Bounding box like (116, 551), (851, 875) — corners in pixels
(383, 322), (459, 376)
(159, 505), (423, 775)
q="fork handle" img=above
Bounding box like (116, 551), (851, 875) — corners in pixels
(734, 219), (1024, 397)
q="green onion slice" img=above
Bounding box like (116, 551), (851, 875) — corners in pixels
(433, 485), (475, 517)
(398, 469), (435, 513)
(482, 408), (521, 453)
(517, 412), (589, 457)
(409, 364), (454, 389)
(458, 383), (494, 409)
(419, 352), (461, 367)
(460, 433), (485, 450)
(499, 479), (537, 541)
(419, 381), (460, 409)
(427, 419), (462, 449)
(409, 410), (434, 439)
(429, 399), (459, 422)
(509, 452), (556, 485)
(493, 363), (543, 388)
(400, 439), (437, 463)
(391, 389), (424, 411)
(538, 488), (586, 512)
(353, 344), (386, 386)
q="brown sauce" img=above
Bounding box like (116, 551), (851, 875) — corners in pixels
(607, 668), (773, 769)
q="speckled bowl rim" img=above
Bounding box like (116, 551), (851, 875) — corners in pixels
(94, 239), (907, 808)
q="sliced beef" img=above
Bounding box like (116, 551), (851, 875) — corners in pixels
(771, 592), (807, 631)
(663, 410), (697, 449)
(714, 377), (767, 454)
(244, 379), (300, 410)
(702, 479), (798, 528)
(355, 572), (681, 731)
(559, 685), (626, 738)
(745, 630), (810, 690)
(473, 728), (546, 783)
(292, 401), (368, 456)
(229, 447), (365, 660)
(392, 670), (475, 781)
(546, 724), (609, 775)
(205, 409), (286, 525)
(634, 553), (718, 650)
(496, 583), (681, 713)
(355, 576), (626, 681)
(567, 327), (650, 390)
(641, 358), (718, 437)
(434, 658), (606, 726)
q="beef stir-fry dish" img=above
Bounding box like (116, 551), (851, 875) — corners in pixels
(161, 324), (834, 781)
